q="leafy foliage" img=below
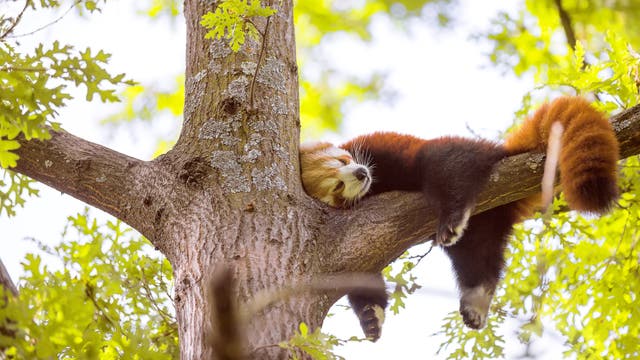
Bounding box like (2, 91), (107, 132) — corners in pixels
(382, 255), (422, 315)
(300, 74), (386, 137)
(485, 0), (640, 81)
(279, 322), (366, 360)
(0, 3), (134, 216)
(144, 0), (181, 19)
(480, 172), (640, 359)
(101, 75), (185, 125)
(0, 41), (132, 143)
(544, 32), (640, 109)
(0, 210), (178, 359)
(294, 0), (453, 47)
(0, 170), (39, 217)
(435, 310), (506, 360)
(434, 3), (640, 357)
(200, 0), (276, 52)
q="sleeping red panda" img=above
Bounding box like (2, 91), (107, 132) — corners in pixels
(299, 96), (619, 341)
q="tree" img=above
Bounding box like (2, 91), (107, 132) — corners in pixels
(1, 1), (640, 359)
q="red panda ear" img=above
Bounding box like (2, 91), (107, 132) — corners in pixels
(299, 141), (334, 155)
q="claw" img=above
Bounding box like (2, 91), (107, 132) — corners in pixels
(357, 304), (385, 341)
(459, 284), (493, 330)
(460, 304), (487, 329)
(436, 207), (472, 246)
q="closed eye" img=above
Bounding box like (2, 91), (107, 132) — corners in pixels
(337, 158), (348, 165)
(333, 181), (345, 192)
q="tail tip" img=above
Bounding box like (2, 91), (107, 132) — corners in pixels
(566, 177), (619, 214)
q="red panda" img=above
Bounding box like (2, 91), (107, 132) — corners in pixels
(299, 96), (619, 341)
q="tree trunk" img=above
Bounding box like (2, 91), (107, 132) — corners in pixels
(167, 1), (331, 358)
(8, 0), (640, 359)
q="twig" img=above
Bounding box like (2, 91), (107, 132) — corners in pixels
(0, 0), (29, 40)
(0, 66), (46, 72)
(139, 267), (177, 330)
(553, 0), (577, 50)
(249, 15), (271, 109)
(407, 244), (435, 267)
(159, 258), (175, 302)
(243, 273), (386, 321)
(552, 0), (602, 101)
(8, 0), (81, 39)
(244, 18), (260, 33)
(85, 283), (121, 332)
(464, 123), (483, 139)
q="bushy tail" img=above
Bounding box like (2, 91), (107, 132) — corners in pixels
(504, 96), (619, 213)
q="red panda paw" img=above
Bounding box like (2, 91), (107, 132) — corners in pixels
(356, 304), (385, 342)
(460, 304), (487, 329)
(436, 207), (472, 247)
(459, 284), (493, 329)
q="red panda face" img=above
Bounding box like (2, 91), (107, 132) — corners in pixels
(300, 142), (372, 208)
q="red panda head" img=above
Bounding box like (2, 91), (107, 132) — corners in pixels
(300, 142), (372, 208)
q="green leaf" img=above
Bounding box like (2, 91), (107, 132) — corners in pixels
(1, 210), (178, 357)
(201, 0), (276, 52)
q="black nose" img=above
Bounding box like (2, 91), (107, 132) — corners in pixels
(353, 167), (368, 181)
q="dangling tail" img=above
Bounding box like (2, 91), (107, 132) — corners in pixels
(503, 96), (619, 213)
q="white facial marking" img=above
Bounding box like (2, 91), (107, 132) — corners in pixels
(314, 146), (371, 203)
(337, 163), (371, 200)
(324, 146), (350, 159)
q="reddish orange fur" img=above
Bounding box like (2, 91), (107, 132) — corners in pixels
(340, 133), (429, 194)
(504, 96), (619, 213)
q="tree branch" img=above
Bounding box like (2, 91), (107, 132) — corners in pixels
(552, 0), (602, 100)
(553, 0), (577, 50)
(0, 258), (18, 298)
(0, 0), (28, 40)
(12, 129), (171, 243)
(0, 258), (18, 347)
(326, 104), (640, 272)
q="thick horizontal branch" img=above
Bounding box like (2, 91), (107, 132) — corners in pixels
(12, 130), (168, 242)
(326, 103), (640, 272)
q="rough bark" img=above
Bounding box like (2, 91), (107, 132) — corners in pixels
(0, 258), (18, 348)
(6, 0), (640, 358)
(0, 259), (18, 306)
(165, 1), (322, 358)
(0, 259), (17, 298)
(13, 130), (167, 242)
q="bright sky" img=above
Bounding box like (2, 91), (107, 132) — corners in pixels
(1, 0), (566, 358)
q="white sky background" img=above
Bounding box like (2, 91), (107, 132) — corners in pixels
(1, 0), (567, 358)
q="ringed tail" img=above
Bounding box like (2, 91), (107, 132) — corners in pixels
(503, 96), (619, 213)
